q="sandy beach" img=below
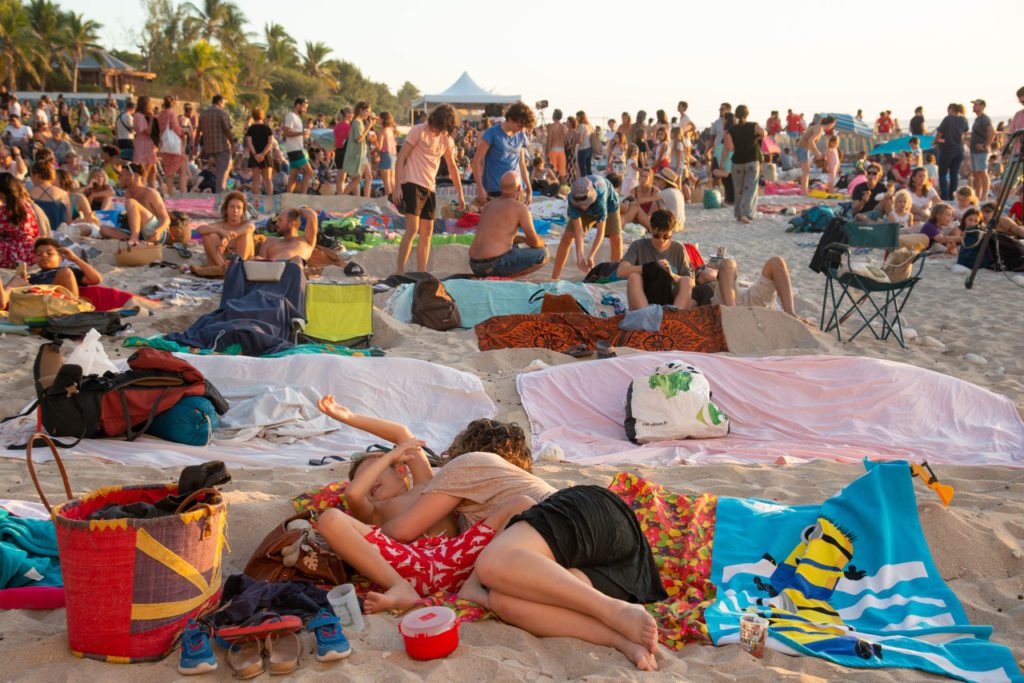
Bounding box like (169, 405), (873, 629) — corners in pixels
(1, 199), (1022, 681)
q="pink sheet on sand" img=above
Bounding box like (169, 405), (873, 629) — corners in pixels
(517, 353), (1024, 466)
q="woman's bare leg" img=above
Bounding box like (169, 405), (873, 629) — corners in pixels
(474, 523), (658, 655)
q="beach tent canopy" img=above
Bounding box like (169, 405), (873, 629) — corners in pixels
(819, 113), (874, 137)
(870, 135), (935, 155)
(411, 72), (521, 110)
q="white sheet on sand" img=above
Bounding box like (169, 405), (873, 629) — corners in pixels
(1, 354), (495, 468)
(517, 352), (1024, 466)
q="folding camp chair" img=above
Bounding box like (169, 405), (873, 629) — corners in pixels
(301, 282), (374, 348)
(819, 222), (928, 349)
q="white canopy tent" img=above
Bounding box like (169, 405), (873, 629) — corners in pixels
(410, 72), (520, 119)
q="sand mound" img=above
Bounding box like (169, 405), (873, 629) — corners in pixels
(720, 306), (836, 355)
(354, 243), (472, 279)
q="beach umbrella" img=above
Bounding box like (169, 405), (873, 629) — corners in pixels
(761, 137), (781, 155)
(870, 135), (935, 155)
(310, 128), (335, 149)
(819, 113), (873, 137)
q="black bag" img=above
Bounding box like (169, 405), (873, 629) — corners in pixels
(992, 233), (1024, 272)
(809, 217), (849, 274)
(583, 261), (621, 283)
(411, 275), (461, 331)
(41, 311), (125, 340)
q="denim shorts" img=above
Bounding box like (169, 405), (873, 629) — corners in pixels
(378, 152), (394, 170)
(470, 244), (548, 277)
(796, 147), (809, 163)
(970, 152), (988, 173)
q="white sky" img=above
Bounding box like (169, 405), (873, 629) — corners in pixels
(64, 0), (1024, 127)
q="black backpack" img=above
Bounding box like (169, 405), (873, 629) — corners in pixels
(411, 275), (461, 331)
(41, 311), (125, 340)
(992, 233), (1024, 272)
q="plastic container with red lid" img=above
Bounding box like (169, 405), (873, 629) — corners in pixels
(399, 606), (460, 660)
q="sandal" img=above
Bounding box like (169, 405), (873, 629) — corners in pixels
(217, 612), (302, 644)
(265, 631), (301, 676)
(226, 638), (265, 680)
(565, 343), (594, 358)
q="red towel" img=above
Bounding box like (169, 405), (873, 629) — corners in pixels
(79, 286), (136, 311)
(456, 212), (480, 228)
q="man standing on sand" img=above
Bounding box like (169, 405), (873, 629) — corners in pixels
(677, 101), (695, 168)
(283, 97), (313, 194)
(969, 99), (995, 201)
(910, 106), (926, 135)
(258, 206), (319, 262)
(196, 94), (235, 193)
(474, 102), (535, 205)
(545, 109), (568, 183)
(468, 171), (548, 278)
(796, 115), (836, 194)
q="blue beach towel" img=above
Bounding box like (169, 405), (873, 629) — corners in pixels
(706, 460), (1022, 682)
(0, 509), (61, 589)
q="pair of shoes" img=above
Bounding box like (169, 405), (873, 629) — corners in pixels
(225, 632), (302, 678)
(308, 609), (352, 662)
(178, 619), (218, 675)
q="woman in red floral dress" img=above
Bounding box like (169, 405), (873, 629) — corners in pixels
(0, 173), (40, 268)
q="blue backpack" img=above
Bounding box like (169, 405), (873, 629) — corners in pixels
(703, 188), (723, 209)
(787, 205), (835, 233)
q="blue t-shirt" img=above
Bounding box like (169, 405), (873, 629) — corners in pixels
(481, 124), (527, 193)
(566, 175), (620, 223)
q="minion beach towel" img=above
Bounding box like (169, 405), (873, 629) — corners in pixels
(706, 460), (1023, 682)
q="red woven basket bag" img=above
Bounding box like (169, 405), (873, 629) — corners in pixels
(27, 434), (227, 663)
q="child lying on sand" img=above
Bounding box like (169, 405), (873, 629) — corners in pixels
(313, 396), (532, 612)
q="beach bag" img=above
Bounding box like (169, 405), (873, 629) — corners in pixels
(7, 285), (94, 324)
(992, 233), (1024, 272)
(33, 342), (228, 446)
(145, 395), (217, 446)
(411, 275), (461, 331)
(703, 188), (722, 209)
(624, 362), (730, 444)
(882, 247), (916, 284)
(168, 210), (190, 245)
(115, 242), (163, 267)
(41, 311), (126, 340)
(160, 125), (181, 155)
(957, 229), (991, 270)
(26, 435), (226, 662)
(244, 511), (347, 586)
(786, 205), (835, 233)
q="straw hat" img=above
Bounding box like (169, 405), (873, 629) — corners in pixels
(655, 167), (679, 187)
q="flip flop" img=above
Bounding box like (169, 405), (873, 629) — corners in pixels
(217, 613), (302, 644)
(226, 638), (265, 680)
(565, 344), (594, 358)
(344, 262), (365, 276)
(265, 631), (301, 676)
(172, 243), (193, 259)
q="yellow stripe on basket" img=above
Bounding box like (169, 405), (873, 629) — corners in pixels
(130, 579), (221, 621)
(135, 528), (212, 595)
(88, 518), (128, 532)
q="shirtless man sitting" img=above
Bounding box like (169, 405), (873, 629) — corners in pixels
(258, 205), (318, 262)
(191, 190), (255, 277)
(109, 162), (170, 245)
(468, 171), (548, 278)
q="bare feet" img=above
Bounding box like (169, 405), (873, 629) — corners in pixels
(610, 603), (660, 655)
(364, 582), (419, 613)
(612, 635), (659, 671)
(456, 572), (491, 608)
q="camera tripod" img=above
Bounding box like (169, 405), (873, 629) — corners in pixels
(965, 129), (1023, 289)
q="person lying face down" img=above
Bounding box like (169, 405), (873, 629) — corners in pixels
(468, 171), (549, 278)
(313, 397), (536, 612)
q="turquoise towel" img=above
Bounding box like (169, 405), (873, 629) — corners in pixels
(706, 461), (1022, 682)
(0, 509), (61, 588)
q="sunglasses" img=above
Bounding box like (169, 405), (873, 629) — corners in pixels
(651, 232), (673, 239)
(866, 170), (881, 176)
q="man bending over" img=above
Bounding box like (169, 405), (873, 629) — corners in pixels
(468, 171), (548, 278)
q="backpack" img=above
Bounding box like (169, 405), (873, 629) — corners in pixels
(991, 233), (1024, 272)
(40, 311), (125, 340)
(411, 275), (461, 331)
(30, 342), (228, 447)
(624, 362), (730, 444)
(786, 205), (835, 233)
(703, 188), (723, 209)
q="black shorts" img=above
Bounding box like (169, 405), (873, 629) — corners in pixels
(510, 485), (667, 604)
(117, 138), (133, 160)
(641, 261), (677, 306)
(247, 156), (268, 169)
(335, 145), (347, 164)
(400, 182), (436, 220)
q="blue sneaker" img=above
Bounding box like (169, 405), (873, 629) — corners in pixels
(308, 609), (352, 662)
(178, 619), (218, 675)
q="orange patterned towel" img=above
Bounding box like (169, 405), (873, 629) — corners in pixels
(475, 306), (728, 354)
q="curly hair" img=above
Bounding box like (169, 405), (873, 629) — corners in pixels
(428, 104), (458, 135)
(504, 102), (536, 130)
(444, 419), (532, 472)
(219, 190), (248, 222)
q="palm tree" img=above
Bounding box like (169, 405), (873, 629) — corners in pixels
(24, 0), (64, 87)
(64, 12), (102, 93)
(302, 41), (335, 87)
(0, 0), (41, 89)
(183, 0), (241, 45)
(173, 40), (236, 103)
(261, 22), (296, 69)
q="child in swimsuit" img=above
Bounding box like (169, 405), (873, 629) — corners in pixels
(313, 396), (534, 612)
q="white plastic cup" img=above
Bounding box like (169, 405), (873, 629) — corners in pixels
(327, 583), (365, 632)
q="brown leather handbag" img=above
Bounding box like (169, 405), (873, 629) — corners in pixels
(243, 511), (347, 585)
